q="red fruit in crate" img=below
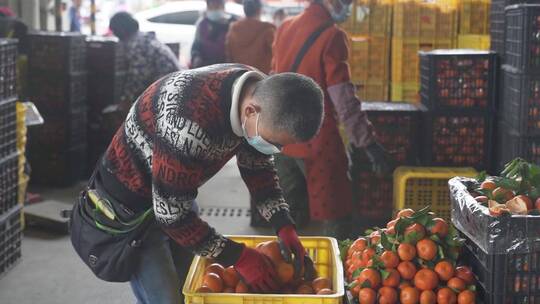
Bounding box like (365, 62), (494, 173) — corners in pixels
(203, 273), (224, 293)
(437, 287), (457, 304)
(378, 286), (398, 304)
(536, 197), (540, 210)
(235, 281), (249, 293)
(382, 268), (401, 287)
(416, 239), (437, 261)
(457, 290), (476, 304)
(205, 263), (225, 278)
(380, 251), (400, 268)
(447, 277), (466, 292)
(414, 269), (439, 291)
(362, 248), (376, 263)
(196, 285), (213, 293)
(429, 218), (449, 238)
(405, 223), (426, 243)
(396, 209), (415, 219)
(492, 187), (514, 201)
(312, 277), (331, 293)
(455, 266), (475, 285)
(400, 286), (420, 304)
(398, 243), (417, 261)
(222, 266), (239, 288)
(420, 290), (437, 304)
(434, 260), (455, 281)
(351, 237), (368, 252)
(358, 288), (376, 304)
(516, 195), (533, 210)
(317, 288), (334, 295)
(398, 261), (417, 280)
(357, 268), (381, 289)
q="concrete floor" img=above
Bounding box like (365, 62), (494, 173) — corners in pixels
(0, 159), (278, 304)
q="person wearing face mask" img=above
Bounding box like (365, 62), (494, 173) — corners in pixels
(225, 0), (275, 74)
(191, 0), (237, 68)
(69, 64), (324, 303)
(271, 0), (393, 238)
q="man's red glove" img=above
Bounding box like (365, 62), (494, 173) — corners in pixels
(234, 246), (279, 293)
(278, 225), (306, 272)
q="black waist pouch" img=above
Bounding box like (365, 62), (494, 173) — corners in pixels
(69, 189), (154, 282)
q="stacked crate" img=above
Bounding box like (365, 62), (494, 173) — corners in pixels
(27, 32), (87, 186)
(0, 39), (22, 278)
(86, 37), (126, 173)
(391, 0), (458, 102)
(457, 0), (491, 50)
(346, 0), (392, 101)
(496, 4), (540, 172)
(490, 0), (508, 56)
(419, 50), (498, 171)
(350, 102), (421, 224)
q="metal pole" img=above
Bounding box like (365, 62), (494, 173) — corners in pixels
(90, 0), (96, 35)
(55, 0), (62, 31)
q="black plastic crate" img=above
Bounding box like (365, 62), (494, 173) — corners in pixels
(28, 144), (87, 187)
(0, 98), (16, 159)
(0, 204), (22, 279)
(87, 71), (125, 116)
(86, 36), (126, 73)
(0, 39), (17, 101)
(420, 50), (498, 111)
(459, 232), (540, 304)
(28, 71), (87, 115)
(360, 102), (421, 165)
(351, 169), (393, 222)
(28, 107), (87, 150)
(505, 4), (540, 75)
(0, 153), (18, 216)
(500, 66), (540, 136)
(28, 32), (86, 73)
(420, 110), (494, 170)
(495, 123), (540, 173)
(491, 0), (507, 56)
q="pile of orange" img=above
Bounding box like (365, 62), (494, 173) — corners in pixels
(196, 240), (334, 295)
(344, 207), (476, 304)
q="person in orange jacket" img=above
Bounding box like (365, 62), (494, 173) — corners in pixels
(225, 0), (275, 74)
(272, 0), (392, 238)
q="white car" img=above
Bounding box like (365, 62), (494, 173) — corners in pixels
(135, 1), (244, 68)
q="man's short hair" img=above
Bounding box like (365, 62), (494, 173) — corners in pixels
(243, 0), (262, 17)
(109, 12), (139, 40)
(253, 73), (324, 142)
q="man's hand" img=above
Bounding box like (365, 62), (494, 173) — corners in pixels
(277, 225), (305, 276)
(234, 246), (279, 293)
(364, 141), (394, 176)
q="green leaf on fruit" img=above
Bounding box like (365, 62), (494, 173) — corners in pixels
(430, 234), (442, 244)
(395, 217), (414, 236)
(381, 232), (394, 251)
(352, 267), (364, 279)
(347, 281), (358, 289)
(476, 171), (487, 182)
(381, 269), (390, 280)
(404, 231), (419, 244)
(364, 229), (374, 235)
(339, 239), (353, 261)
(468, 285), (477, 292)
(438, 245), (445, 260)
(360, 280), (372, 289)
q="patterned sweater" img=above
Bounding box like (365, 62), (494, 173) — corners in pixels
(99, 64), (292, 264)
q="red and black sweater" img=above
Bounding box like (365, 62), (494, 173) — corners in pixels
(98, 64), (293, 264)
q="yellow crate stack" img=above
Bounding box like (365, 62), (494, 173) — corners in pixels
(391, 0), (458, 102)
(345, 0), (392, 101)
(349, 35), (390, 100)
(457, 0), (490, 50)
(16, 102), (27, 227)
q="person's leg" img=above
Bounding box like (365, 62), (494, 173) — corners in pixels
(130, 225), (182, 304)
(274, 154), (310, 228)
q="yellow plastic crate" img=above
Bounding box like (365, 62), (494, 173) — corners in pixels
(183, 236), (344, 304)
(391, 82), (419, 103)
(16, 102), (26, 153)
(457, 34), (491, 50)
(356, 80), (389, 101)
(393, 0), (458, 42)
(393, 166), (477, 221)
(459, 0), (490, 35)
(344, 0), (393, 36)
(349, 35), (390, 82)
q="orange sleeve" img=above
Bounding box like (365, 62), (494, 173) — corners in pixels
(322, 29), (351, 87)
